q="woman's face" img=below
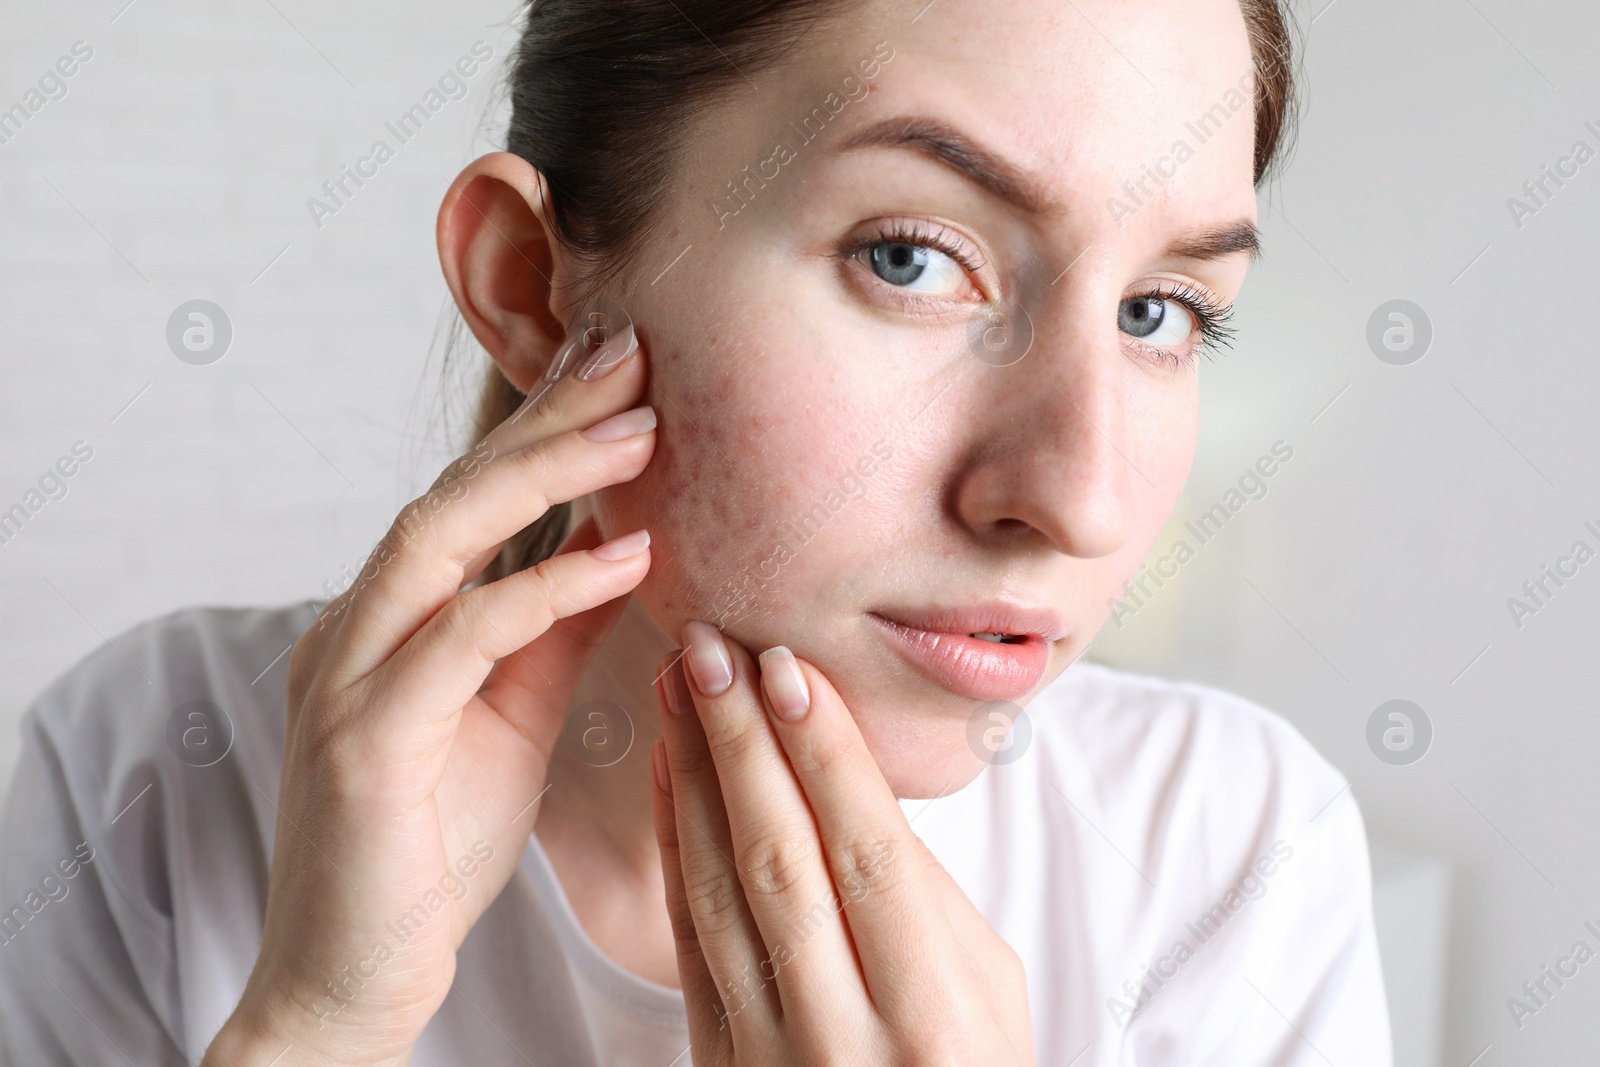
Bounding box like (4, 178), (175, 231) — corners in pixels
(587, 0), (1260, 797)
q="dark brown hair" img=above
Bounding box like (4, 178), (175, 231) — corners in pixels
(462, 0), (1299, 583)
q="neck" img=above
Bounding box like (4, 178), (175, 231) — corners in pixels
(535, 592), (676, 881)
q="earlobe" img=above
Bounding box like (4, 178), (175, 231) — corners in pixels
(437, 152), (571, 392)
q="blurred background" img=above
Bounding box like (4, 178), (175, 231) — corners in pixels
(2, 0), (1596, 1062)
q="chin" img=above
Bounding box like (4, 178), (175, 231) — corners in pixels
(619, 519), (1041, 800)
(860, 721), (992, 800)
(775, 636), (1000, 801)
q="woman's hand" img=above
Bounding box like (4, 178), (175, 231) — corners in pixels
(204, 326), (656, 1067)
(651, 621), (1036, 1066)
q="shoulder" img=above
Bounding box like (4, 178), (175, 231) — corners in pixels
(1012, 662), (1390, 1058)
(1033, 661), (1389, 1048)
(1030, 657), (1351, 832)
(12, 598), (321, 893)
(30, 599), (320, 724)
(1014, 657), (1375, 932)
(9, 597), (322, 873)
(23, 599), (319, 773)
(0, 600), (319, 1061)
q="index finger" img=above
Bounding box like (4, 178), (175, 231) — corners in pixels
(753, 648), (958, 1026)
(325, 333), (649, 675)
(675, 624), (868, 1036)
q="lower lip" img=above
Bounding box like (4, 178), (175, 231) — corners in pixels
(867, 613), (1049, 702)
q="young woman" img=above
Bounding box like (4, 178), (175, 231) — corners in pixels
(0, 0), (1393, 1063)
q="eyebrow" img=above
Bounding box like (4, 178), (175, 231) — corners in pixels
(834, 114), (1262, 262)
(1165, 221), (1261, 263)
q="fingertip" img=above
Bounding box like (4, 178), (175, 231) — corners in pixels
(783, 656), (864, 744)
(756, 645), (810, 723)
(553, 513), (601, 555)
(651, 737), (671, 797)
(662, 654), (694, 717)
(648, 741), (678, 853)
(591, 528), (650, 561)
(652, 649), (684, 717)
(788, 653), (837, 708)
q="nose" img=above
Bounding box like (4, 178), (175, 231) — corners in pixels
(951, 312), (1140, 559)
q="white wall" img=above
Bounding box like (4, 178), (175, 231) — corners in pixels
(3, 0), (1596, 1063)
(0, 0), (518, 769)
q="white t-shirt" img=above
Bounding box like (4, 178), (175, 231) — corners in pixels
(0, 601), (1392, 1065)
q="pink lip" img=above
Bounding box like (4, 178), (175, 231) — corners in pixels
(867, 604), (1060, 702)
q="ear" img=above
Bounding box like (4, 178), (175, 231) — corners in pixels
(436, 152), (575, 393)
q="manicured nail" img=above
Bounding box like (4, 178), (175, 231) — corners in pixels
(576, 323), (638, 381)
(590, 528), (650, 561)
(581, 405), (656, 442)
(683, 620), (734, 697)
(543, 335), (583, 382)
(663, 656), (693, 716)
(758, 646), (810, 722)
(652, 738), (671, 796)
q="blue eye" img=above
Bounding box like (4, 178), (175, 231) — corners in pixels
(1118, 295), (1196, 348)
(1117, 282), (1238, 370)
(841, 219), (983, 300)
(859, 240), (966, 295)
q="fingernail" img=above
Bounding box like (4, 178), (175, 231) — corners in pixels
(576, 323), (638, 382)
(591, 528), (650, 561)
(544, 335), (583, 382)
(663, 656), (693, 716)
(758, 646), (810, 722)
(652, 738), (671, 796)
(682, 620), (734, 697)
(581, 405), (656, 442)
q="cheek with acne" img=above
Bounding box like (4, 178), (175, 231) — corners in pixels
(591, 335), (860, 633)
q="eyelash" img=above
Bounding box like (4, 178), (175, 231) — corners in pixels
(837, 221), (1237, 368)
(835, 219), (988, 280)
(1130, 280), (1238, 369)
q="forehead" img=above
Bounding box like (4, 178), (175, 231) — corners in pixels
(731, 0), (1261, 227)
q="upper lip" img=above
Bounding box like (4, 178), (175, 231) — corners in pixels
(869, 601), (1069, 643)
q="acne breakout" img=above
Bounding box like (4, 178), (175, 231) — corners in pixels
(707, 439), (895, 629)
